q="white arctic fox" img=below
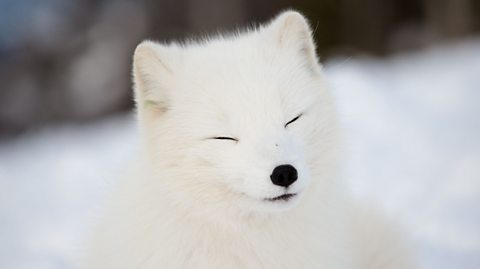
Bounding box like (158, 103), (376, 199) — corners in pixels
(84, 11), (414, 269)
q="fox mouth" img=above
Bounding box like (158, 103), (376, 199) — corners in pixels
(264, 193), (297, 202)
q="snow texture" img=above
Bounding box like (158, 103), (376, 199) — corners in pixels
(1, 40), (479, 269)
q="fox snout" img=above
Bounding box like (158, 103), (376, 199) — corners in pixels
(270, 164), (298, 187)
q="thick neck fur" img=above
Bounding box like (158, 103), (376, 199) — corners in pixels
(93, 158), (354, 269)
(83, 118), (350, 267)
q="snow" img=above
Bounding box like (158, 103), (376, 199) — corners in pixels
(327, 40), (480, 269)
(1, 40), (479, 268)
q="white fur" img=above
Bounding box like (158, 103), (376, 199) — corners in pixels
(83, 11), (415, 269)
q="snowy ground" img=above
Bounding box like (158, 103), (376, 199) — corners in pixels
(1, 40), (479, 269)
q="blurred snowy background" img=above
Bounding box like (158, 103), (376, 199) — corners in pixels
(0, 1), (479, 269)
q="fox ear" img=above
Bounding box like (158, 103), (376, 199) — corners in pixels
(263, 11), (319, 71)
(133, 40), (177, 114)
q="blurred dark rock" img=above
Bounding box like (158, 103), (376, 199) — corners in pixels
(0, 0), (147, 136)
(62, 1), (147, 119)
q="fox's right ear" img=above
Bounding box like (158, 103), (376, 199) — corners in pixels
(133, 40), (178, 114)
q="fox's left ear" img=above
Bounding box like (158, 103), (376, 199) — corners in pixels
(263, 10), (319, 71)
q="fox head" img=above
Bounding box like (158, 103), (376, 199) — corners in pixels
(132, 11), (339, 218)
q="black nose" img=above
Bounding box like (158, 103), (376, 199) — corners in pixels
(270, 165), (297, 187)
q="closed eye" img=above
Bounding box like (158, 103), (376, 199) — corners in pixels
(211, 136), (238, 142)
(285, 114), (302, 128)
